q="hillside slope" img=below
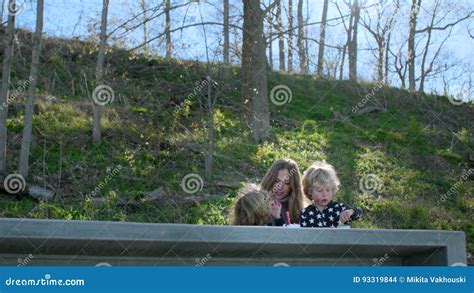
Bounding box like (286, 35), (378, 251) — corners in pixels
(1, 29), (473, 262)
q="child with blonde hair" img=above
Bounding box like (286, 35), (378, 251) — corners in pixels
(299, 161), (361, 228)
(229, 184), (284, 226)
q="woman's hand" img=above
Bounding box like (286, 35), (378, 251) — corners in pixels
(270, 200), (282, 219)
(340, 209), (355, 223)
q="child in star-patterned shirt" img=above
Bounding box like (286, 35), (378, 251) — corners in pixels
(299, 161), (361, 228)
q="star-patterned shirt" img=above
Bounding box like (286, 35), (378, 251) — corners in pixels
(299, 201), (362, 228)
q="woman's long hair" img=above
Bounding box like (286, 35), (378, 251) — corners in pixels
(260, 159), (308, 223)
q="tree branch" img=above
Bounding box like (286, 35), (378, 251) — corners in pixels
(108, 1), (193, 38)
(415, 11), (473, 33)
(128, 22), (242, 52)
(262, 0), (278, 15)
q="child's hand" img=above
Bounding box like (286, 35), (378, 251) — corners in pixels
(340, 209), (355, 223)
(270, 200), (282, 219)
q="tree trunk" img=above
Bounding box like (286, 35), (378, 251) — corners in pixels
(1, 0), (5, 22)
(418, 25), (433, 93)
(337, 0), (352, 80)
(0, 0), (16, 174)
(223, 0), (230, 74)
(140, 0), (148, 56)
(377, 38), (384, 82)
(348, 0), (360, 81)
(92, 0), (109, 143)
(408, 0), (420, 90)
(277, 0), (285, 72)
(165, 0), (172, 59)
(204, 78), (214, 181)
(287, 0), (293, 73)
(268, 7), (273, 69)
(339, 45), (346, 80)
(19, 0), (44, 178)
(305, 0), (310, 72)
(242, 0), (270, 142)
(418, 17), (445, 94)
(385, 31), (391, 84)
(342, 2), (354, 80)
(297, 0), (306, 74)
(317, 0), (329, 77)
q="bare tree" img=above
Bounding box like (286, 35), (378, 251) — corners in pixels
(165, 0), (172, 59)
(416, 0), (472, 92)
(408, 0), (421, 90)
(348, 0), (360, 81)
(277, 0), (285, 71)
(287, 0), (293, 73)
(324, 44), (342, 79)
(361, 0), (399, 82)
(0, 0), (16, 174)
(92, 0), (109, 143)
(223, 0), (230, 73)
(388, 38), (408, 88)
(316, 0), (329, 77)
(334, 0), (352, 80)
(384, 30), (391, 83)
(418, 1), (439, 93)
(197, 8), (216, 183)
(242, 0), (275, 142)
(1, 0), (5, 22)
(204, 76), (214, 182)
(305, 0), (310, 72)
(267, 2), (274, 68)
(19, 0), (44, 178)
(297, 0), (307, 74)
(140, 0), (149, 56)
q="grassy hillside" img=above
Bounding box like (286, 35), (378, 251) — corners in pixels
(1, 29), (473, 262)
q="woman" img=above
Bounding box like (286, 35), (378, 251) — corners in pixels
(261, 159), (309, 225)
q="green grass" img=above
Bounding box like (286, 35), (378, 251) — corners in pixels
(1, 29), (473, 261)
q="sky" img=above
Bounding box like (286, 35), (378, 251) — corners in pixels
(2, 0), (474, 101)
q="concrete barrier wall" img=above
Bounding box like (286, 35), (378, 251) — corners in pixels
(0, 218), (467, 266)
